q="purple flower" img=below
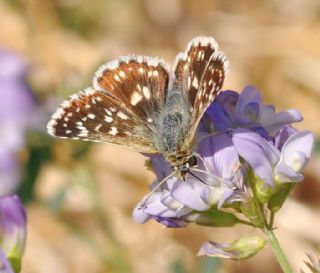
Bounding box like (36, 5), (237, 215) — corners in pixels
(232, 128), (313, 186)
(133, 85), (313, 258)
(0, 48), (35, 151)
(0, 195), (26, 272)
(0, 196), (27, 257)
(0, 249), (14, 273)
(0, 48), (36, 195)
(133, 133), (246, 227)
(0, 149), (21, 196)
(203, 85), (302, 137)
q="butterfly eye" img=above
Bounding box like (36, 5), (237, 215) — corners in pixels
(187, 156), (197, 167)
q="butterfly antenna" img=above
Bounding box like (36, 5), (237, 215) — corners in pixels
(138, 171), (177, 210)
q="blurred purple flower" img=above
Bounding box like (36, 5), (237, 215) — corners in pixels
(0, 195), (26, 272)
(0, 49), (31, 271)
(0, 249), (14, 273)
(0, 48), (36, 195)
(0, 195), (27, 256)
(0, 149), (20, 196)
(0, 48), (35, 151)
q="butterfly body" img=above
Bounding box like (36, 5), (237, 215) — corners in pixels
(157, 87), (191, 160)
(47, 36), (229, 177)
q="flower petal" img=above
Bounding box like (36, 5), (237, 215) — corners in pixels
(260, 107), (303, 136)
(274, 125), (298, 150)
(235, 85), (262, 123)
(198, 133), (239, 179)
(274, 131), (314, 183)
(170, 179), (211, 211)
(280, 131), (313, 172)
(203, 102), (233, 131)
(0, 249), (14, 273)
(232, 128), (280, 185)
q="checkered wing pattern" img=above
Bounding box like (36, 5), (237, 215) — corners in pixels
(173, 37), (229, 146)
(47, 55), (170, 153)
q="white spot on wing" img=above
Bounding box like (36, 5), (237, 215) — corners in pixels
(108, 127), (118, 135)
(130, 92), (143, 105)
(114, 75), (121, 82)
(187, 76), (191, 89)
(104, 116), (113, 123)
(88, 113), (95, 119)
(142, 86), (151, 99)
(105, 109), (112, 116)
(117, 111), (128, 120)
(95, 124), (102, 132)
(192, 77), (199, 89)
(138, 67), (144, 74)
(119, 71), (126, 78)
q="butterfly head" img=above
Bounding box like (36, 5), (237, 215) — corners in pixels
(168, 152), (197, 179)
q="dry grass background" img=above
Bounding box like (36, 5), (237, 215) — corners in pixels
(1, 0), (320, 272)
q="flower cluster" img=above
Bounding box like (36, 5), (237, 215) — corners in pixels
(133, 85), (313, 258)
(0, 49), (32, 272)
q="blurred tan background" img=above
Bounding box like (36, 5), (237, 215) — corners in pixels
(1, 0), (320, 272)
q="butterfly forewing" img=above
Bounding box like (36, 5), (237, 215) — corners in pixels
(174, 37), (219, 108)
(173, 37), (229, 148)
(93, 55), (170, 121)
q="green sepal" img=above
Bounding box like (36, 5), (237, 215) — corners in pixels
(194, 209), (241, 227)
(268, 183), (295, 213)
(239, 198), (264, 228)
(7, 254), (21, 273)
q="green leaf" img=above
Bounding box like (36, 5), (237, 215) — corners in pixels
(169, 258), (188, 273)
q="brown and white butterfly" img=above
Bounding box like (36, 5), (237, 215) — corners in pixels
(47, 36), (229, 177)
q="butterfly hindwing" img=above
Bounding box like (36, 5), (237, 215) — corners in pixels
(47, 87), (157, 153)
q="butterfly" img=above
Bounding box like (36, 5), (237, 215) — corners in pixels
(47, 36), (229, 178)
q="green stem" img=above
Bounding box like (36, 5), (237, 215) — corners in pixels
(269, 211), (275, 228)
(265, 228), (293, 273)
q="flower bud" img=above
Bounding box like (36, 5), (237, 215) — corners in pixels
(198, 235), (265, 260)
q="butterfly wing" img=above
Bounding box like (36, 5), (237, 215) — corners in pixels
(47, 55), (170, 153)
(93, 55), (170, 121)
(173, 36), (229, 147)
